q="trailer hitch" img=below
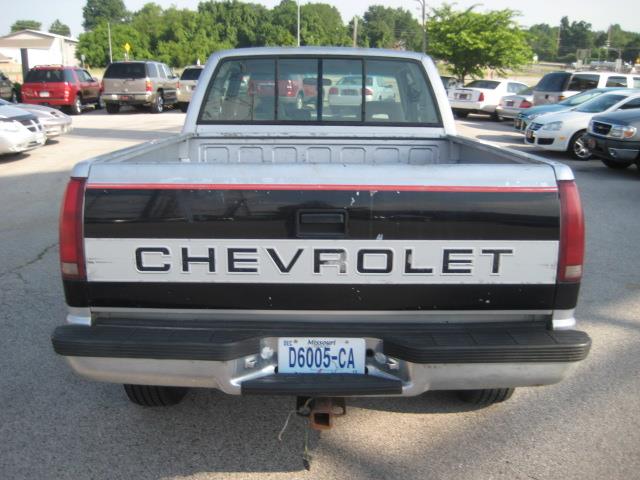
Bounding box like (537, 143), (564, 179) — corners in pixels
(297, 396), (347, 430)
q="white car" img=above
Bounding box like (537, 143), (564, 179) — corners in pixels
(524, 90), (640, 159)
(496, 87), (534, 120)
(449, 79), (528, 120)
(0, 99), (72, 138)
(328, 75), (395, 110)
(0, 104), (46, 155)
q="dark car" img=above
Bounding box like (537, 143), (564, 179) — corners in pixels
(586, 108), (640, 170)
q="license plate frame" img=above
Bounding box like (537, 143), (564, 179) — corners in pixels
(278, 337), (366, 374)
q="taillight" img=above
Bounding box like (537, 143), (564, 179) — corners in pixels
(59, 177), (86, 281)
(362, 87), (373, 96)
(329, 87), (338, 95)
(145, 80), (153, 92)
(558, 95), (566, 101)
(100, 80), (104, 93)
(177, 81), (181, 90)
(557, 180), (585, 282)
(285, 79), (295, 96)
(478, 92), (485, 101)
(520, 100), (532, 108)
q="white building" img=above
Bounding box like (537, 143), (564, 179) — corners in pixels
(0, 30), (79, 70)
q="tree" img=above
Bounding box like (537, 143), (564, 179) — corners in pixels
(527, 24), (559, 61)
(558, 16), (594, 61)
(10, 20), (42, 32)
(49, 19), (71, 37)
(77, 22), (151, 67)
(360, 6), (422, 51)
(83, 0), (129, 31)
(427, 5), (533, 81)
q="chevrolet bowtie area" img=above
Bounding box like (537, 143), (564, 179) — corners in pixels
(51, 48), (590, 434)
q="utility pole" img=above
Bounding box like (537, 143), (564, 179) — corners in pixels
(107, 22), (113, 63)
(352, 16), (358, 48)
(416, 0), (427, 53)
(297, 0), (301, 47)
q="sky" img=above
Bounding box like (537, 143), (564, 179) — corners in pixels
(2, 0), (640, 39)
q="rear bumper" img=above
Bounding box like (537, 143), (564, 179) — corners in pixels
(449, 100), (494, 113)
(52, 323), (591, 396)
(103, 92), (153, 105)
(495, 105), (522, 119)
(22, 98), (72, 107)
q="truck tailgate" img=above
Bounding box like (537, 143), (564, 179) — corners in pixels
(68, 163), (564, 312)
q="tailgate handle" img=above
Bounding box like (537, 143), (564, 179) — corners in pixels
(297, 210), (347, 238)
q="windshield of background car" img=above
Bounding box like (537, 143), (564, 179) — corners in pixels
(25, 69), (72, 83)
(464, 80), (499, 89)
(575, 94), (627, 113)
(198, 56), (441, 125)
(180, 68), (202, 81)
(535, 72), (570, 91)
(559, 90), (604, 106)
(517, 87), (533, 95)
(104, 63), (147, 79)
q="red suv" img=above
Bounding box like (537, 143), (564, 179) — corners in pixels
(21, 65), (101, 115)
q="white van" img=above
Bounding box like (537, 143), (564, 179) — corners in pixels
(533, 71), (640, 105)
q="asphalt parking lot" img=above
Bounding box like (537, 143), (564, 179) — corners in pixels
(1, 109), (638, 480)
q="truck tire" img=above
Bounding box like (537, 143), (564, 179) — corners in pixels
(150, 92), (164, 114)
(69, 95), (83, 115)
(569, 130), (592, 160)
(453, 110), (468, 119)
(123, 384), (188, 407)
(179, 102), (189, 113)
(457, 388), (515, 406)
(601, 158), (632, 169)
(106, 103), (120, 114)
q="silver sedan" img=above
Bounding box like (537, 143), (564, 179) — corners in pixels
(0, 99), (72, 139)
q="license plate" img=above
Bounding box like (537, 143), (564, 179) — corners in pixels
(526, 129), (535, 140)
(278, 337), (366, 374)
(506, 101), (514, 107)
(120, 95), (132, 101)
(40, 91), (50, 97)
(514, 119), (521, 128)
(458, 94), (469, 100)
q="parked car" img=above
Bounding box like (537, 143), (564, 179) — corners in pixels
(495, 86), (534, 120)
(524, 90), (640, 159)
(586, 109), (640, 170)
(177, 65), (204, 112)
(0, 70), (17, 102)
(515, 87), (628, 132)
(440, 75), (461, 94)
(0, 103), (46, 155)
(0, 98), (72, 139)
(51, 48), (590, 414)
(448, 79), (529, 120)
(533, 71), (640, 106)
(102, 61), (179, 114)
(21, 65), (101, 115)
(328, 75), (395, 112)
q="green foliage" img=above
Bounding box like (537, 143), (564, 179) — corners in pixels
(527, 24), (559, 61)
(83, 0), (129, 31)
(360, 6), (422, 51)
(77, 22), (152, 67)
(49, 19), (71, 37)
(427, 5), (533, 81)
(10, 20), (42, 32)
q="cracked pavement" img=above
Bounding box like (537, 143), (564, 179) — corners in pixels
(0, 109), (638, 480)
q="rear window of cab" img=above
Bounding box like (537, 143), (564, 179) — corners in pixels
(180, 68), (203, 81)
(198, 56), (442, 126)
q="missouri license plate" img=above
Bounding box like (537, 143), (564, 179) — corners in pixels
(278, 338), (366, 374)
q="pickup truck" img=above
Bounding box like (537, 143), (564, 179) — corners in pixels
(52, 48), (590, 414)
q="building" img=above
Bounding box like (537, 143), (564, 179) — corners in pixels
(0, 30), (79, 81)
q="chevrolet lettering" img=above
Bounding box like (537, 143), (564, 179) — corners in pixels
(52, 47), (590, 417)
